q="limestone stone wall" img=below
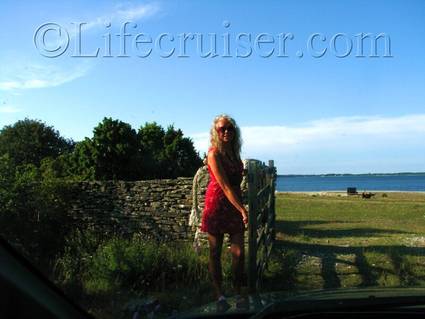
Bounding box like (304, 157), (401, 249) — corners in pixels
(68, 164), (248, 242)
(68, 178), (195, 241)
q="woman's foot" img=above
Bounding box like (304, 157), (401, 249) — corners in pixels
(216, 295), (231, 312)
(235, 294), (249, 310)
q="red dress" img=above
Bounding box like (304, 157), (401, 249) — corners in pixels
(200, 148), (244, 235)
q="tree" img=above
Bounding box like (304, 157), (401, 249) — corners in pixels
(65, 138), (96, 180)
(137, 122), (165, 178)
(0, 118), (74, 167)
(138, 123), (202, 179)
(90, 117), (141, 180)
(162, 125), (203, 178)
(0, 158), (77, 270)
(0, 153), (15, 212)
(0, 118), (202, 181)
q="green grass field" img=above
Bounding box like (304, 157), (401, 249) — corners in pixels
(54, 191), (425, 318)
(263, 192), (425, 291)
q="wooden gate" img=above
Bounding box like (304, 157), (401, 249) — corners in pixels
(246, 159), (277, 291)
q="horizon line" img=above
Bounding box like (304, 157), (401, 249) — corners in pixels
(278, 171), (425, 176)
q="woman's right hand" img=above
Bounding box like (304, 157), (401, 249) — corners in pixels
(241, 208), (249, 225)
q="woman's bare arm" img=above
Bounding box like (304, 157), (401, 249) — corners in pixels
(208, 149), (248, 224)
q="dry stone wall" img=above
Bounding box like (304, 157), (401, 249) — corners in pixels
(68, 164), (248, 242)
(68, 178), (195, 241)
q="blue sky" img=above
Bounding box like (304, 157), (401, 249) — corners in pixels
(1, 0), (424, 174)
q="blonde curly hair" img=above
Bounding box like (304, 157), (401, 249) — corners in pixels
(209, 114), (242, 159)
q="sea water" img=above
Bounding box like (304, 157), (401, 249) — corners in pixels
(276, 174), (425, 192)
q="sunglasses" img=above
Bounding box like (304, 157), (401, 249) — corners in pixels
(217, 125), (235, 134)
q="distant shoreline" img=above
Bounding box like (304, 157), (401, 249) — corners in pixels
(277, 190), (425, 194)
(279, 172), (425, 177)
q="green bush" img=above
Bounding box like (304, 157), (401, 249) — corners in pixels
(54, 228), (102, 286)
(81, 236), (214, 294)
(0, 160), (77, 272)
(53, 232), (237, 317)
(54, 232), (236, 298)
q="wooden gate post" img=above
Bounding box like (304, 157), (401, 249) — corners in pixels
(268, 160), (276, 242)
(247, 160), (258, 292)
(246, 159), (276, 291)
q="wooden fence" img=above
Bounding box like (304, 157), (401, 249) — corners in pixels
(246, 159), (277, 291)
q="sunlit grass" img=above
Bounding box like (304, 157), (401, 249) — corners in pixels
(264, 192), (425, 292)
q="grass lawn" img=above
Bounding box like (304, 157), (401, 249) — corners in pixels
(263, 192), (425, 292)
(61, 192), (425, 318)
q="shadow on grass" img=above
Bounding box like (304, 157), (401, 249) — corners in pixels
(263, 220), (425, 292)
(276, 220), (411, 239)
(321, 252), (341, 289)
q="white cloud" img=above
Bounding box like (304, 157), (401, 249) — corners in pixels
(36, 2), (161, 56)
(116, 3), (160, 21)
(192, 114), (425, 152)
(241, 114), (425, 152)
(75, 2), (160, 33)
(0, 105), (21, 113)
(190, 114), (425, 173)
(0, 63), (91, 91)
(1, 3), (162, 92)
(191, 132), (209, 155)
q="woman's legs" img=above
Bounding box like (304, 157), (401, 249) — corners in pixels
(208, 233), (224, 298)
(229, 232), (245, 295)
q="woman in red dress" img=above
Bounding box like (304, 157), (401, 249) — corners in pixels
(200, 114), (249, 307)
